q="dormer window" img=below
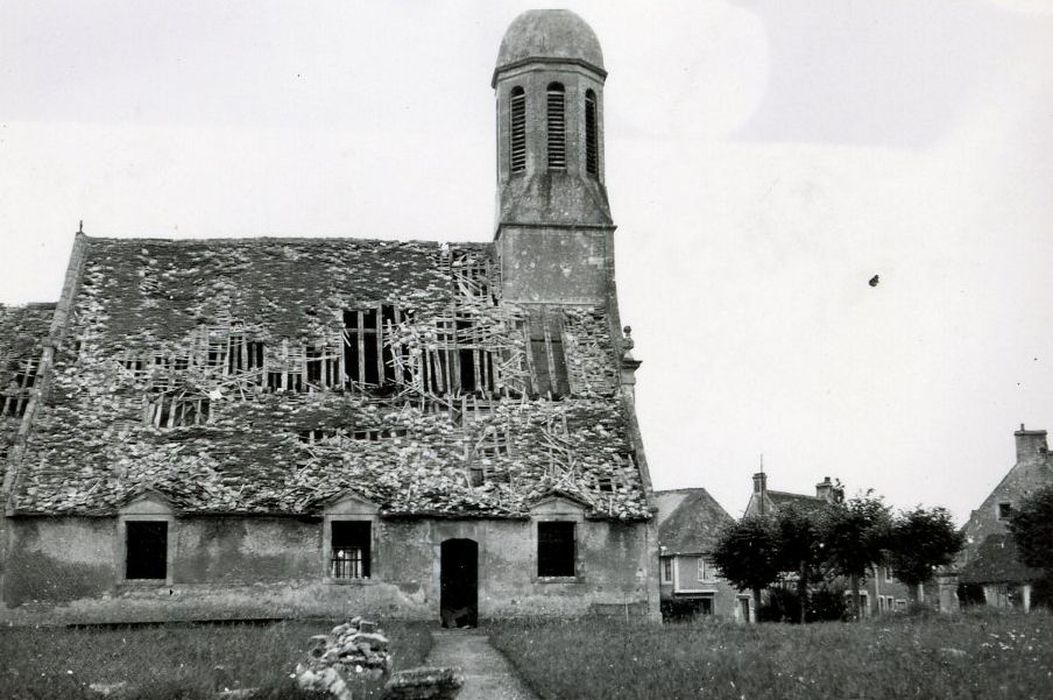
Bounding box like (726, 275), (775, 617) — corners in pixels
(585, 89), (598, 176)
(546, 83), (566, 170)
(510, 87), (526, 174)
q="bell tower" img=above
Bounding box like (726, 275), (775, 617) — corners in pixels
(493, 10), (615, 304)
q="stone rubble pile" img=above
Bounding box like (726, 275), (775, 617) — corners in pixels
(294, 616), (392, 699)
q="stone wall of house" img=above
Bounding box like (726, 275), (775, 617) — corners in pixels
(4, 517), (115, 606)
(958, 427), (1053, 570)
(2, 511), (657, 622)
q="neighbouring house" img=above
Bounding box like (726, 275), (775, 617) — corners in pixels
(957, 425), (1053, 611)
(0, 10), (662, 624)
(742, 472), (915, 617)
(654, 488), (748, 622)
(743, 472), (843, 519)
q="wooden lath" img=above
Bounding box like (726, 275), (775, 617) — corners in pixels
(450, 251), (493, 300)
(142, 389), (210, 429)
(1, 356), (40, 418)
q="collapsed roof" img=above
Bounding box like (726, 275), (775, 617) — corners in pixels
(7, 236), (650, 520)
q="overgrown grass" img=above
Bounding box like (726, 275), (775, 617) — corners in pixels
(0, 619), (433, 699)
(489, 609), (1053, 699)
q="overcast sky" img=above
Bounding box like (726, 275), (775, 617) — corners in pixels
(2, 0), (1051, 523)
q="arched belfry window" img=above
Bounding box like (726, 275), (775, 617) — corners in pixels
(510, 87), (526, 174)
(585, 89), (598, 177)
(546, 83), (566, 170)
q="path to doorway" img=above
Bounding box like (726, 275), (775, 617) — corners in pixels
(424, 630), (538, 700)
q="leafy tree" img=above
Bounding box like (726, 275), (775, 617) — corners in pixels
(712, 516), (781, 619)
(818, 494), (891, 621)
(773, 504), (821, 623)
(1008, 485), (1053, 605)
(887, 506), (964, 601)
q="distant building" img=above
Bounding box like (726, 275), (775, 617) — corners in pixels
(742, 472), (914, 617)
(957, 425), (1053, 611)
(743, 472), (843, 518)
(654, 488), (747, 621)
(0, 10), (661, 624)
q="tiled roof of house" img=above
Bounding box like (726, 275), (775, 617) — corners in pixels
(767, 490), (826, 512)
(9, 235), (649, 520)
(958, 533), (1043, 585)
(654, 488), (734, 555)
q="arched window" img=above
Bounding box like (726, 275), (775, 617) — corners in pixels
(585, 90), (598, 177)
(546, 83), (566, 170)
(509, 87), (526, 174)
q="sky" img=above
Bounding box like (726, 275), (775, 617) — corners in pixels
(2, 0), (1051, 524)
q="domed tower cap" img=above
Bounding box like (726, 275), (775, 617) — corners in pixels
(493, 9), (606, 86)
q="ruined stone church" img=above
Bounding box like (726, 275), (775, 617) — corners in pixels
(0, 10), (659, 623)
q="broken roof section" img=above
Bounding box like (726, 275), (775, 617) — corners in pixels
(1, 303), (54, 454)
(10, 236), (649, 520)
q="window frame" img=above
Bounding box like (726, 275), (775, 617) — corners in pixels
(996, 501), (1012, 522)
(323, 494), (380, 584)
(697, 558), (710, 583)
(537, 520), (576, 579)
(660, 556), (673, 584)
(330, 520), (372, 581)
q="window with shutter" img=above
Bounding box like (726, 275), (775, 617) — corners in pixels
(546, 83), (566, 170)
(510, 87), (526, 174)
(585, 89), (598, 176)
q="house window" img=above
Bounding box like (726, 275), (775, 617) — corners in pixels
(528, 311), (569, 398)
(537, 521), (575, 577)
(331, 521), (371, 579)
(125, 521), (168, 580)
(509, 86), (526, 174)
(584, 89), (598, 176)
(997, 502), (1012, 521)
(661, 557), (672, 584)
(884, 566), (896, 583)
(697, 558), (710, 582)
(546, 83), (566, 170)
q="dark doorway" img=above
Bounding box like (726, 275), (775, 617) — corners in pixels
(126, 521), (167, 580)
(440, 539), (478, 628)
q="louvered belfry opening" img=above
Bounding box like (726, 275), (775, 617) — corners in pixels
(546, 82), (566, 170)
(585, 89), (598, 176)
(510, 86), (526, 174)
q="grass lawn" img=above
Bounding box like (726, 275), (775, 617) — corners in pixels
(489, 609), (1053, 700)
(0, 619), (433, 699)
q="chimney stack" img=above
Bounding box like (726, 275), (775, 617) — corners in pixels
(816, 476), (833, 502)
(753, 471), (767, 495)
(1014, 424), (1048, 463)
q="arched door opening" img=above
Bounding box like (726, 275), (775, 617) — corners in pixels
(440, 538), (478, 628)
